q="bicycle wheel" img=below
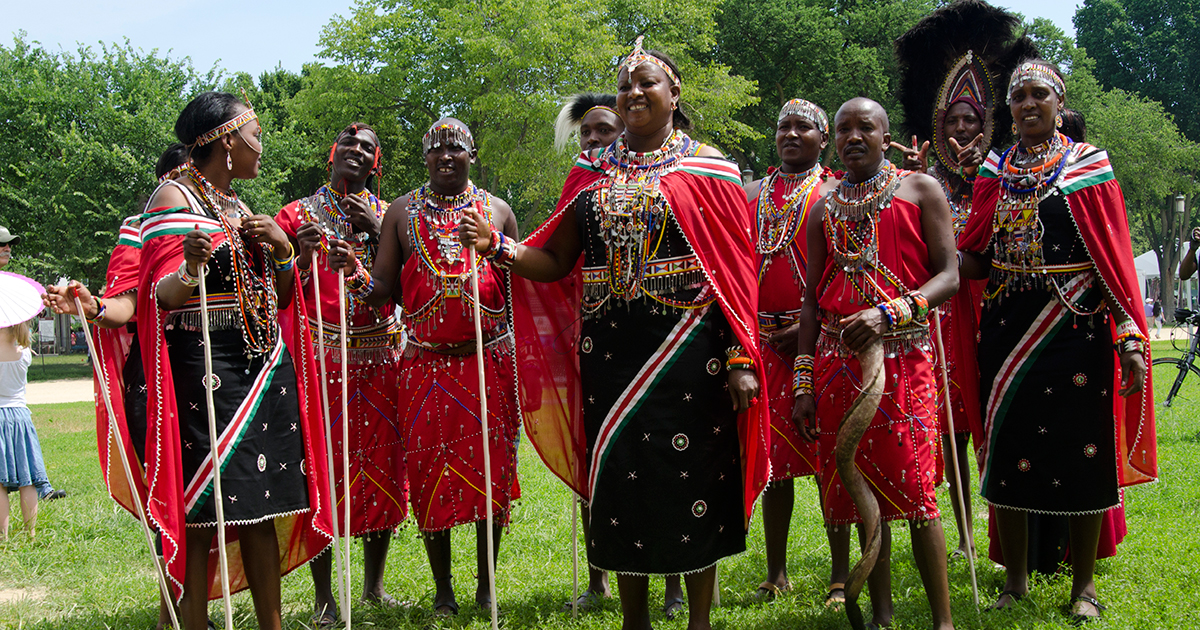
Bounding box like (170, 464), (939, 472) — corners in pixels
(1150, 357), (1200, 441)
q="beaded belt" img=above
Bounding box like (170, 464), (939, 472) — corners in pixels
(307, 316), (404, 363)
(990, 260), (1094, 277)
(817, 316), (931, 358)
(758, 308), (803, 334)
(164, 292), (241, 332)
(405, 328), (513, 357)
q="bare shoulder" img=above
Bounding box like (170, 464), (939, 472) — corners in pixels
(744, 178), (764, 202)
(695, 144), (726, 158)
(818, 173), (841, 196)
(147, 179), (189, 210)
(896, 171), (943, 205)
(488, 195), (520, 237)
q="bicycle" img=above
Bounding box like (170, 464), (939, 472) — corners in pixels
(1150, 308), (1200, 439)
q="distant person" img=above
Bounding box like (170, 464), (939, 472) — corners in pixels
(1181, 227), (1200, 281)
(1153, 300), (1163, 337)
(0, 226), (65, 502)
(0, 319), (45, 539)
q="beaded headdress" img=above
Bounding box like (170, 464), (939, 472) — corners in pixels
(1006, 61), (1065, 104)
(422, 122), (475, 155)
(933, 51), (994, 169)
(777, 99), (829, 136)
(193, 108), (257, 148)
(623, 35), (680, 86)
(554, 93), (620, 152)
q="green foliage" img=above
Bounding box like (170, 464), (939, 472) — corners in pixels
(715, 0), (936, 175)
(1075, 0), (1200, 142)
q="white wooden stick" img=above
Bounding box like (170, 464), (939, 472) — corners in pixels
(571, 496), (579, 619)
(712, 564), (720, 607)
(312, 252), (347, 618)
(74, 293), (181, 630)
(933, 309), (979, 608)
(198, 265), (234, 630)
(469, 252), (500, 630)
(338, 268), (353, 629)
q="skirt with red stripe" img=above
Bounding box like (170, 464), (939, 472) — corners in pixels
(322, 358), (409, 534)
(760, 340), (819, 482)
(397, 340), (521, 532)
(815, 338), (941, 524)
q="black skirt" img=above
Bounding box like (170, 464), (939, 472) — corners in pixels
(167, 328), (309, 526)
(580, 301), (745, 575)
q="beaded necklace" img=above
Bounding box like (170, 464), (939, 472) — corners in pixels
(756, 164), (822, 256)
(184, 164), (243, 217)
(992, 132), (1072, 270)
(930, 163), (972, 237)
(823, 163), (908, 304)
(598, 130), (698, 299)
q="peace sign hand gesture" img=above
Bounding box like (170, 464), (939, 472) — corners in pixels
(948, 133), (986, 176)
(888, 135), (929, 173)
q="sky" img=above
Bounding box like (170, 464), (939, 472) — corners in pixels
(2, 0), (1079, 78)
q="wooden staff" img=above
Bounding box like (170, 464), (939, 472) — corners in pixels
(338, 268), (353, 629)
(469, 250), (500, 630)
(73, 292), (181, 630)
(312, 251), (348, 620)
(198, 264), (234, 630)
(933, 310), (980, 608)
(571, 496), (579, 619)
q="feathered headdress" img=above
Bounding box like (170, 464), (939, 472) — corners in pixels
(894, 0), (1038, 167)
(553, 93), (619, 152)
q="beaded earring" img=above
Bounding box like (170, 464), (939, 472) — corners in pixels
(1012, 121), (1018, 134)
(1055, 113), (1064, 128)
(226, 152), (233, 171)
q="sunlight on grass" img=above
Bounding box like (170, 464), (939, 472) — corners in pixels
(2, 399), (1197, 628)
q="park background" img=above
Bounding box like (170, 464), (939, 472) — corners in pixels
(2, 0), (1200, 627)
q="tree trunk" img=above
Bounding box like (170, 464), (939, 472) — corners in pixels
(1158, 196), (1181, 318)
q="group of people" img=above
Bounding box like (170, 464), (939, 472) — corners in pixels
(26, 1), (1159, 629)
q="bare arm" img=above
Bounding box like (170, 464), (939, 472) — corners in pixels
(790, 199), (829, 442)
(1181, 227), (1200, 280)
(43, 282), (136, 329)
(460, 202), (583, 283)
(329, 195), (410, 308)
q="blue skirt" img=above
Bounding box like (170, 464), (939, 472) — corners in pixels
(0, 406), (50, 491)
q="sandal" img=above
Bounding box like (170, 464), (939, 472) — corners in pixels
(1069, 595), (1106, 626)
(432, 598), (459, 618)
(663, 596), (685, 620)
(824, 582), (846, 610)
(990, 589), (1025, 611)
(310, 608), (339, 628)
(754, 581), (790, 602)
(561, 589), (606, 612)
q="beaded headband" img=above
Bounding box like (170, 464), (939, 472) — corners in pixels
(583, 105), (620, 120)
(422, 122), (475, 154)
(1006, 61), (1065, 104)
(193, 108), (257, 148)
(623, 36), (680, 87)
(778, 99), (828, 135)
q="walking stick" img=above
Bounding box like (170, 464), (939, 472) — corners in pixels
(74, 291), (181, 630)
(338, 268), (353, 629)
(933, 309), (980, 609)
(313, 251), (348, 620)
(198, 264), (235, 630)
(571, 496), (579, 619)
(470, 247), (500, 630)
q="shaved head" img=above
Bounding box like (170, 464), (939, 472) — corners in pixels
(835, 97), (889, 133)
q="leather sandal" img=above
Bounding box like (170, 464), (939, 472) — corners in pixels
(990, 589), (1025, 611)
(1069, 595), (1106, 626)
(824, 582), (846, 610)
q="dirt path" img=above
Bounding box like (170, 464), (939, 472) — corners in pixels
(26, 379), (93, 405)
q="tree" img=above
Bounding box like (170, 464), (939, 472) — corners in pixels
(715, 0), (937, 176)
(1075, 0), (1200, 141)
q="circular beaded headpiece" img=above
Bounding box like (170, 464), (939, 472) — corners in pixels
(1006, 61), (1065, 105)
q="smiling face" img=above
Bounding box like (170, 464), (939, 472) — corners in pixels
(580, 108), (624, 151)
(616, 62), (679, 141)
(1009, 79), (1062, 146)
(0, 243), (10, 269)
(331, 127), (380, 185)
(943, 101), (983, 155)
(424, 122), (474, 196)
(834, 99), (891, 181)
(776, 114), (826, 172)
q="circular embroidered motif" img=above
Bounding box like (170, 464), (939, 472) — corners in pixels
(706, 358), (721, 376)
(202, 374), (222, 391)
(1073, 373), (1088, 387)
(691, 500), (708, 518)
(257, 454), (267, 472)
(1017, 459), (1031, 472)
(300, 458), (307, 475)
(672, 433), (690, 451)
(1084, 444), (1097, 458)
(581, 337), (594, 354)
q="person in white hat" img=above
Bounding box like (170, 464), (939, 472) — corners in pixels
(0, 226), (20, 270)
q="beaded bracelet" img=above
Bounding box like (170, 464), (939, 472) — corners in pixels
(877, 296), (913, 331)
(793, 353), (815, 396)
(86, 297), (106, 324)
(1113, 319), (1146, 354)
(905, 290), (930, 322)
(484, 231), (517, 270)
(177, 261), (200, 287)
(345, 257), (374, 300)
(725, 345), (755, 372)
(271, 243), (296, 272)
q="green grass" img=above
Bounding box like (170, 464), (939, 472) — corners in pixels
(3, 392), (1199, 629)
(25, 354), (93, 383)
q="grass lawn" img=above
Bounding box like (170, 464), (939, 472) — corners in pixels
(3, 355), (1199, 629)
(25, 353), (94, 383)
